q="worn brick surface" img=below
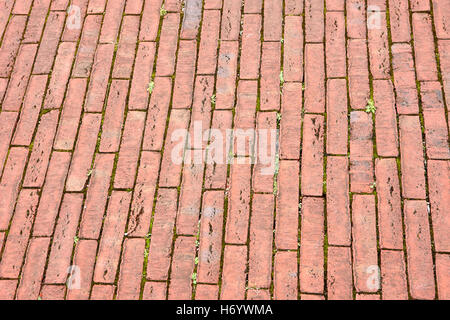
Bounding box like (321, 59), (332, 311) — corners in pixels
(0, 0), (447, 300)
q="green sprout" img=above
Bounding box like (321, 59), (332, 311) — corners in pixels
(160, 5), (167, 16)
(147, 81), (155, 93)
(365, 99), (376, 114)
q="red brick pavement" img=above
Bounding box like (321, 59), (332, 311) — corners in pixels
(0, 0), (448, 300)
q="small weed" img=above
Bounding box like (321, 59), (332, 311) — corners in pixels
(279, 71), (284, 86)
(147, 81), (155, 94)
(276, 112), (282, 122)
(191, 272), (197, 285)
(210, 94), (216, 105)
(73, 236), (79, 244)
(194, 257), (199, 265)
(144, 248), (149, 258)
(370, 182), (376, 189)
(160, 5), (167, 16)
(365, 99), (376, 114)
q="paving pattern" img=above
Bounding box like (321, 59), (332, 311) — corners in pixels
(0, 0), (449, 300)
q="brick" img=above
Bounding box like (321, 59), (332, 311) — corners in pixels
(404, 200), (436, 299)
(45, 194), (83, 283)
(368, 11), (390, 79)
(247, 289), (270, 300)
(91, 285), (115, 300)
(240, 14), (262, 80)
(305, 0), (324, 42)
(40, 285), (66, 300)
(301, 294), (325, 300)
(0, 112), (18, 175)
(61, 0), (89, 42)
(221, 0), (241, 40)
(0, 190), (39, 278)
(248, 194), (274, 288)
(23, 0), (51, 43)
(113, 16), (139, 79)
(326, 79), (348, 155)
(99, 0), (125, 43)
(304, 43), (325, 113)
(197, 191), (224, 283)
(127, 151), (160, 237)
(32, 152), (71, 236)
(168, 237), (196, 300)
(147, 189), (178, 280)
(140, 0), (163, 41)
(432, 0), (450, 39)
(0, 2), (14, 41)
(399, 116), (426, 199)
(347, 39), (370, 109)
(381, 250), (408, 300)
(117, 238), (146, 300)
(220, 245), (247, 300)
(412, 14), (438, 81)
(244, 0), (261, 13)
(347, 0), (366, 39)
(280, 83), (302, 159)
(143, 77), (172, 150)
(176, 161), (204, 235)
(375, 159), (403, 250)
(164, 0), (183, 11)
(374, 80), (399, 157)
(327, 246), (353, 300)
(0, 15), (27, 77)
(180, 0), (202, 39)
(275, 160), (299, 250)
(53, 79), (87, 150)
(326, 157), (351, 246)
(326, 12), (346, 78)
(3, 44), (38, 111)
(326, 0), (345, 11)
(436, 254), (450, 300)
(301, 115), (324, 196)
(72, 15), (102, 77)
(94, 191), (131, 283)
(79, 153), (115, 239)
(299, 197), (324, 294)
(352, 195), (379, 293)
(84, 44), (115, 112)
(0, 280), (17, 300)
(197, 10), (220, 74)
(23, 110), (59, 188)
(0, 148), (29, 230)
(350, 111), (374, 193)
(51, 0), (69, 10)
(439, 40), (450, 106)
(12, 75), (47, 146)
(66, 240), (97, 300)
(284, 16), (303, 82)
(156, 13), (180, 77)
(114, 111), (146, 189)
(128, 42), (156, 110)
(12, 0), (33, 14)
(16, 237), (50, 300)
(143, 282), (167, 300)
(286, 0), (303, 14)
(172, 40), (197, 109)
(125, 0), (144, 14)
(225, 163), (252, 244)
(65, 113), (102, 192)
(411, 0), (430, 11)
(158, 109), (190, 187)
(33, 12), (65, 74)
(389, 0), (411, 42)
(195, 285), (219, 300)
(427, 160), (450, 252)
(264, 0), (282, 41)
(274, 251), (298, 300)
(234, 80), (257, 156)
(216, 41), (239, 109)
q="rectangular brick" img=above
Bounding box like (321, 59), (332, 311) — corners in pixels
(79, 153), (115, 239)
(32, 152), (71, 236)
(433, 0), (450, 39)
(244, 0), (261, 13)
(436, 254), (450, 300)
(94, 191), (131, 283)
(305, 0), (324, 42)
(399, 116), (426, 199)
(327, 246), (353, 300)
(12, 75), (47, 146)
(411, 0), (430, 11)
(276, 160), (299, 250)
(368, 11), (390, 79)
(180, 0), (202, 39)
(65, 113), (102, 191)
(286, 0), (303, 14)
(197, 10), (220, 74)
(116, 238), (145, 300)
(389, 0), (411, 42)
(404, 200), (436, 299)
(326, 12), (346, 78)
(264, 0), (282, 41)
(127, 151), (160, 237)
(381, 250), (408, 300)
(220, 245), (247, 300)
(412, 13), (438, 81)
(125, 0), (144, 14)
(274, 251), (298, 300)
(326, 79), (348, 155)
(326, 156), (351, 246)
(0, 280), (17, 300)
(72, 15), (102, 77)
(304, 44), (325, 113)
(221, 0), (241, 40)
(216, 41), (239, 109)
(156, 13), (180, 77)
(0, 112), (18, 175)
(23, 0), (51, 43)
(0, 15), (27, 77)
(375, 158), (403, 250)
(172, 40), (197, 109)
(352, 195), (378, 293)
(284, 16), (303, 81)
(234, 81), (257, 156)
(439, 40), (450, 108)
(99, 0), (125, 43)
(66, 240), (97, 300)
(0, 148), (29, 230)
(113, 15), (139, 78)
(347, 39), (370, 109)
(61, 0), (89, 42)
(240, 14), (261, 80)
(91, 285), (115, 300)
(195, 284), (219, 300)
(143, 282), (167, 300)
(147, 189), (178, 280)
(197, 191), (225, 284)
(248, 194), (274, 288)
(301, 115), (324, 196)
(40, 285), (66, 300)
(347, 0), (366, 39)
(280, 83), (302, 159)
(299, 197), (324, 294)
(168, 237), (196, 300)
(139, 0), (163, 41)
